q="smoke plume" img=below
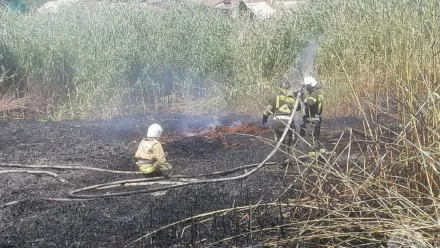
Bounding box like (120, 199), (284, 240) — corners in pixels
(286, 35), (322, 89)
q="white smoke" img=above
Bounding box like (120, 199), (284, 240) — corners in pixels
(197, 119), (222, 135)
(231, 120), (242, 127)
(286, 35), (322, 129)
(179, 117), (245, 137)
(287, 35), (322, 89)
(180, 117), (222, 137)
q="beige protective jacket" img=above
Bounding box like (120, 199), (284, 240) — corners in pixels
(135, 138), (166, 166)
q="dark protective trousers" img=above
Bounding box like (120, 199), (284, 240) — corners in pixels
(272, 117), (297, 163)
(300, 115), (322, 153)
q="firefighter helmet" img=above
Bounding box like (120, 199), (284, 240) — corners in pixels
(147, 123), (163, 138)
(303, 76), (318, 87)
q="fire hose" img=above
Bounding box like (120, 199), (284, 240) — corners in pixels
(0, 161), (279, 208)
(66, 93), (303, 199)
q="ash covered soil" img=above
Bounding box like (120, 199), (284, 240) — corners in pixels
(0, 113), (362, 248)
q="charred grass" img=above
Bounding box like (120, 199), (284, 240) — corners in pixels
(1, 111), (439, 247)
(0, 114), (292, 247)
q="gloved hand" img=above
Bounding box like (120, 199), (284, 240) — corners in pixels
(298, 88), (304, 95)
(262, 115), (268, 125)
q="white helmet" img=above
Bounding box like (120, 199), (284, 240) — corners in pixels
(147, 123), (163, 138)
(303, 76), (318, 87)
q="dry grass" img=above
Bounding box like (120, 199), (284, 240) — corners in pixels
(0, 93), (49, 118)
(0, 94), (31, 112)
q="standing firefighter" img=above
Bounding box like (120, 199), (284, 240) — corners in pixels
(262, 80), (302, 164)
(135, 123), (173, 177)
(299, 76), (325, 157)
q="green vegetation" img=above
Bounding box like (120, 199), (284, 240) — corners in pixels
(0, 2), (315, 119)
(1, 0), (437, 121)
(316, 0), (440, 118)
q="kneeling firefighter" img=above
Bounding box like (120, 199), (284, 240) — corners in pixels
(135, 123), (173, 177)
(299, 76), (325, 157)
(262, 79), (302, 164)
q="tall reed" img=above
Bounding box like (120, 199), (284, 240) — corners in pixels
(0, 2), (314, 119)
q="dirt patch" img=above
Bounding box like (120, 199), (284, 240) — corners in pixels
(0, 113), (361, 247)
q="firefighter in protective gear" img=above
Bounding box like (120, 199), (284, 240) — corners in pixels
(262, 79), (302, 163)
(299, 76), (325, 157)
(135, 123), (173, 177)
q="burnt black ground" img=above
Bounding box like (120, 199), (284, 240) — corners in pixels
(0, 113), (363, 248)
